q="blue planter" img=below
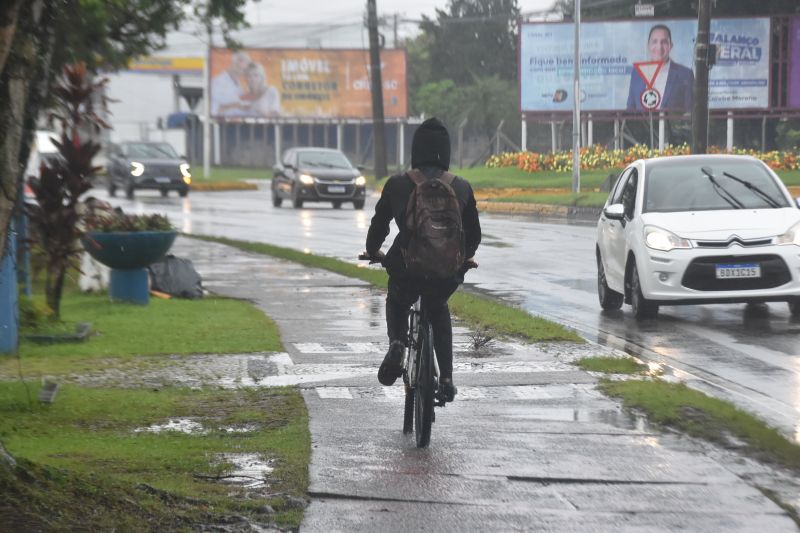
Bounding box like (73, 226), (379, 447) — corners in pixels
(81, 231), (177, 304)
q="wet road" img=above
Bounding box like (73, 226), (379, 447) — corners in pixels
(98, 185), (800, 441)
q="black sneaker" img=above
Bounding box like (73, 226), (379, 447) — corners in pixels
(440, 380), (457, 402)
(378, 341), (405, 386)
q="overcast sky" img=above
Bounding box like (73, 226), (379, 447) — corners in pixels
(165, 0), (558, 53)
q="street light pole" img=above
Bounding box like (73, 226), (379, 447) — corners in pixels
(571, 0), (581, 193)
(203, 20), (212, 179)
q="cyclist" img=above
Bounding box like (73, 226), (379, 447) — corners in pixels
(365, 117), (481, 402)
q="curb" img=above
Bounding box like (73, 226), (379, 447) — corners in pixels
(478, 200), (602, 220)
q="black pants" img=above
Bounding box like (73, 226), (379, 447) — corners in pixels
(386, 274), (460, 380)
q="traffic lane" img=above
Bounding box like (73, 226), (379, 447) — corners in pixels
(95, 187), (800, 438)
(468, 216), (800, 438)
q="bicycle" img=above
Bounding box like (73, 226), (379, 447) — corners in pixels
(359, 252), (476, 448)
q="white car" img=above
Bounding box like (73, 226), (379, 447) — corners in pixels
(596, 155), (800, 319)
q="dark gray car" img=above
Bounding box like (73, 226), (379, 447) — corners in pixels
(107, 141), (191, 199)
(272, 148), (367, 209)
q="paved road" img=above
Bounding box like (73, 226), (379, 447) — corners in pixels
(96, 184), (800, 441)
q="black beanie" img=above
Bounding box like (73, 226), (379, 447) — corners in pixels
(411, 117), (450, 170)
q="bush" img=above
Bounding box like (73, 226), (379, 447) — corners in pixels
(84, 213), (172, 233)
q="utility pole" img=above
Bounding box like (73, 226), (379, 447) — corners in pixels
(367, 0), (388, 180)
(203, 18), (212, 178)
(571, 0), (581, 193)
(692, 0), (711, 154)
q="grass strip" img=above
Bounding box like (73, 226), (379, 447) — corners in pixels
(192, 181), (258, 191)
(190, 234), (583, 343)
(3, 293), (282, 377)
(575, 356), (649, 375)
(756, 486), (800, 528)
(0, 382), (310, 529)
(600, 379), (800, 471)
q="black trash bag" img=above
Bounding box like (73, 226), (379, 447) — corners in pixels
(148, 254), (204, 299)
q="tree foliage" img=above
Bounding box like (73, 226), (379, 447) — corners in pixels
(418, 0), (519, 85)
(0, 0), (251, 261)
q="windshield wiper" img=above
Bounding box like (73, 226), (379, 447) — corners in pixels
(720, 171), (782, 209)
(701, 167), (744, 209)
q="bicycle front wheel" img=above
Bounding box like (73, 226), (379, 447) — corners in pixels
(414, 322), (435, 448)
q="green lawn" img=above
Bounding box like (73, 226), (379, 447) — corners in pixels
(0, 382), (310, 529)
(454, 166), (615, 190)
(454, 166), (800, 192)
(4, 290), (282, 378)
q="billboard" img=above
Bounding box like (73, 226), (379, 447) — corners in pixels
(790, 16), (800, 108)
(520, 18), (771, 113)
(210, 48), (407, 120)
(128, 56), (204, 75)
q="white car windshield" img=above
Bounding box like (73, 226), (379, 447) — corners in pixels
(644, 160), (790, 213)
(298, 151), (352, 169)
(124, 143), (179, 159)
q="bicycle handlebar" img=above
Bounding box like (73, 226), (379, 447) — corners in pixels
(358, 252), (478, 271)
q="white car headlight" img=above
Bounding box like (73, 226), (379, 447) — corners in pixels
(299, 174), (315, 185)
(644, 225), (692, 252)
(130, 162), (144, 177)
(355, 176), (366, 186)
(776, 221), (800, 246)
(180, 163), (191, 179)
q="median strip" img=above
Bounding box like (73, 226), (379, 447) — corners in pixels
(190, 234), (583, 343)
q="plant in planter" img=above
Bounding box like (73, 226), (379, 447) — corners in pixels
(26, 63), (109, 319)
(82, 213), (176, 305)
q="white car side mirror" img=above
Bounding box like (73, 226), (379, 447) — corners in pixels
(604, 203), (625, 220)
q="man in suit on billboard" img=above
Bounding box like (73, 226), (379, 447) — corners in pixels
(627, 24), (694, 112)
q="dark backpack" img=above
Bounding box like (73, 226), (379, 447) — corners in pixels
(402, 169), (465, 279)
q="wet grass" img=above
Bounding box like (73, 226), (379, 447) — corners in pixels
(575, 356), (649, 375)
(0, 382), (310, 529)
(454, 166), (614, 190)
(191, 235), (583, 343)
(195, 166), (270, 182)
(2, 291), (282, 377)
(600, 379), (800, 472)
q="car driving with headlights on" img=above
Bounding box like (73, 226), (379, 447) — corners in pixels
(106, 141), (192, 199)
(596, 155), (800, 319)
(271, 147), (367, 209)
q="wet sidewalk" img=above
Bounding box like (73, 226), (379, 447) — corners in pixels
(171, 236), (797, 532)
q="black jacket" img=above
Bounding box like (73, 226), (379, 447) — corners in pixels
(366, 167), (481, 277)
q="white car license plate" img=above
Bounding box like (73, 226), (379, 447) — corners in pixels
(155, 177), (171, 184)
(328, 185), (346, 193)
(715, 263), (761, 279)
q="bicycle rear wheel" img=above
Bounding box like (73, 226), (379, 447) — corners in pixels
(403, 383), (414, 434)
(414, 322), (435, 448)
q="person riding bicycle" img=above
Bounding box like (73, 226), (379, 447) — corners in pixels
(365, 117), (481, 402)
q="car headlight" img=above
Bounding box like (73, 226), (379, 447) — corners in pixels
(299, 174), (315, 185)
(644, 225), (692, 252)
(130, 162), (144, 177)
(180, 163), (191, 180)
(355, 176), (366, 186)
(776, 221), (800, 246)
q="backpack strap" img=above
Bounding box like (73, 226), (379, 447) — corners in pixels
(407, 169), (457, 186)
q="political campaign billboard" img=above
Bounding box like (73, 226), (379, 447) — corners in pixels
(210, 48), (407, 120)
(520, 18), (771, 113)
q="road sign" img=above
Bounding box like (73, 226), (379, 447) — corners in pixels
(633, 60), (664, 89)
(640, 88), (661, 110)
